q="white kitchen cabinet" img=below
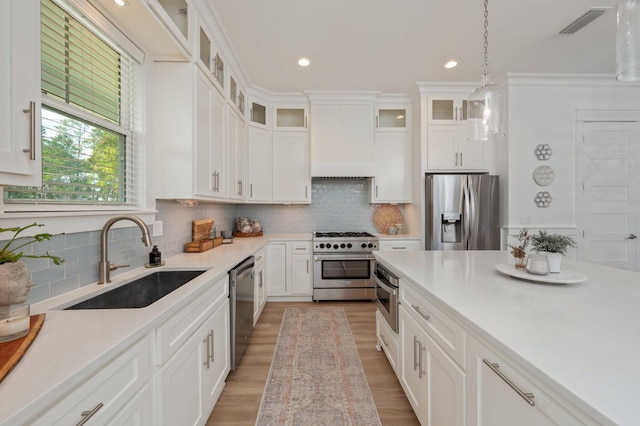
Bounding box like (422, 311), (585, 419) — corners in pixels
(30, 336), (152, 425)
(310, 102), (375, 177)
(249, 97), (270, 130)
(379, 239), (421, 251)
(370, 132), (411, 203)
(229, 75), (245, 117)
(148, 0), (193, 54)
(272, 131), (311, 203)
(247, 126), (272, 202)
(428, 94), (468, 124)
(196, 19), (225, 95)
(375, 106), (410, 131)
(0, 0), (41, 186)
(376, 310), (399, 374)
(254, 248), (267, 325)
(273, 104), (308, 131)
(266, 241), (312, 298)
(195, 70), (227, 198)
(156, 275), (230, 425)
(466, 335), (594, 426)
(400, 305), (466, 426)
(427, 124), (486, 171)
(226, 107), (246, 201)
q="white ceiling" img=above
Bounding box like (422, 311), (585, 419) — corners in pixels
(208, 0), (618, 93)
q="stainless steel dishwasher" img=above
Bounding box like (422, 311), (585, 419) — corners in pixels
(229, 256), (255, 370)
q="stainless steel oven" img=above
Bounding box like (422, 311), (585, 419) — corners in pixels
(374, 262), (399, 333)
(312, 231), (378, 301)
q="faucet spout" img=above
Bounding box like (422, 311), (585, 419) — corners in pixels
(99, 215), (153, 284)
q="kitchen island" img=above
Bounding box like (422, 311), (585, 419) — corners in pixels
(374, 249), (640, 426)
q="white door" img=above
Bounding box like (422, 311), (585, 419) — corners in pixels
(576, 119), (640, 271)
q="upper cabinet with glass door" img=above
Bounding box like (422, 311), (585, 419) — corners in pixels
(196, 18), (225, 94)
(375, 106), (410, 131)
(248, 95), (270, 130)
(229, 75), (245, 117)
(273, 104), (309, 131)
(427, 95), (469, 125)
(148, 0), (194, 54)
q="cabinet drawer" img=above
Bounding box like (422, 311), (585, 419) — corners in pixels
(290, 241), (311, 254)
(31, 336), (150, 426)
(401, 283), (466, 369)
(379, 239), (421, 250)
(156, 275), (229, 365)
(376, 310), (399, 375)
(254, 247), (266, 265)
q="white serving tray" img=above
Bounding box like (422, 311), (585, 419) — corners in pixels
(495, 264), (587, 284)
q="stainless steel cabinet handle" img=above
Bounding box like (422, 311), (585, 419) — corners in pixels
(209, 330), (215, 363)
(376, 115), (379, 128)
(306, 259), (309, 273)
(22, 101), (36, 160)
(250, 183), (253, 198)
(392, 246), (406, 250)
(460, 152), (463, 166)
(455, 106), (458, 121)
(413, 336), (419, 371)
(305, 185), (308, 199)
(203, 334), (211, 369)
(455, 152), (459, 166)
(418, 341), (426, 379)
(411, 304), (430, 321)
(483, 359), (536, 406)
(76, 403), (104, 426)
(375, 184), (379, 198)
(627, 234), (637, 240)
(380, 333), (389, 348)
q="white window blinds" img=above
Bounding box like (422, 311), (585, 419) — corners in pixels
(4, 0), (139, 206)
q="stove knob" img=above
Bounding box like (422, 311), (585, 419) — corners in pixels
(367, 243), (373, 248)
(361, 243), (367, 248)
(319, 243), (325, 249)
(340, 243), (346, 248)
(347, 243), (353, 248)
(333, 244), (339, 249)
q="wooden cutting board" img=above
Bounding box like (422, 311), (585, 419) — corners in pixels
(0, 314), (46, 384)
(192, 219), (214, 242)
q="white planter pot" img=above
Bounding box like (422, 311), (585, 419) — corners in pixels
(542, 252), (563, 273)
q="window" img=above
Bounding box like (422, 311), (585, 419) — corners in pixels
(4, 0), (139, 206)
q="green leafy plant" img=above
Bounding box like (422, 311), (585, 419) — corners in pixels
(530, 230), (576, 255)
(0, 223), (65, 265)
(508, 228), (530, 259)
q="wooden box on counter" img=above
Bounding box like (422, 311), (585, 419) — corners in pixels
(184, 237), (223, 253)
(184, 219), (222, 253)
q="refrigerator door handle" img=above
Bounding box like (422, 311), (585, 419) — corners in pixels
(462, 176), (471, 249)
(467, 178), (479, 249)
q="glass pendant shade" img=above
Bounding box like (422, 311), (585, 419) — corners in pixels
(616, 0), (640, 81)
(467, 75), (506, 142)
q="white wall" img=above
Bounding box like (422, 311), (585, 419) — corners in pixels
(501, 74), (640, 231)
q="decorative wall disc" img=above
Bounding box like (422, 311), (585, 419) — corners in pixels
(533, 165), (555, 186)
(534, 191), (552, 208)
(535, 144), (553, 160)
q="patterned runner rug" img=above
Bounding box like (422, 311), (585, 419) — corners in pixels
(255, 306), (382, 426)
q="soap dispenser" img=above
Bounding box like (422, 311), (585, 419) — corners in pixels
(149, 245), (162, 266)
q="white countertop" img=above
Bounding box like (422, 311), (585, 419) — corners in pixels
(374, 250), (640, 426)
(0, 233), (310, 425)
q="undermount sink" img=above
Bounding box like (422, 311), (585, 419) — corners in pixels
(65, 270), (206, 310)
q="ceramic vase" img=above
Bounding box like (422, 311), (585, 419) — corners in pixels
(543, 252), (563, 273)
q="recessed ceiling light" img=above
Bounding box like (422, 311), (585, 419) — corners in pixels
(444, 60), (458, 69)
(298, 58), (310, 67)
(114, 0), (128, 6)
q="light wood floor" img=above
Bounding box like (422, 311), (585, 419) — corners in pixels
(207, 301), (420, 425)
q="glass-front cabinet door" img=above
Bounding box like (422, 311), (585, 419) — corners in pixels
(428, 95), (469, 125)
(249, 99), (269, 129)
(198, 25), (211, 72)
(149, 0), (193, 53)
(375, 106), (409, 131)
(273, 105), (308, 131)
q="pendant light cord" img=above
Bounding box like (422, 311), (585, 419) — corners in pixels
(483, 0), (490, 75)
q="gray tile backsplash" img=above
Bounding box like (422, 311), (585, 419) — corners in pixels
(5, 179), (401, 304)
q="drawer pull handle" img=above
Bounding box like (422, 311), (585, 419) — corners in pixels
(411, 304), (430, 321)
(483, 359), (536, 406)
(77, 403), (104, 426)
(418, 341), (426, 379)
(413, 336), (419, 371)
(380, 333), (389, 348)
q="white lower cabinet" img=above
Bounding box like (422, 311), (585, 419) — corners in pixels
(466, 335), (596, 426)
(266, 241), (312, 297)
(375, 310), (399, 374)
(254, 248), (267, 325)
(156, 275), (230, 426)
(399, 305), (465, 426)
(30, 336), (152, 425)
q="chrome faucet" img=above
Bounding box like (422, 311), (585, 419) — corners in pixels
(99, 215), (152, 284)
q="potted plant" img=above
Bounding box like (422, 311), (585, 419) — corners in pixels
(508, 228), (530, 270)
(530, 230), (576, 273)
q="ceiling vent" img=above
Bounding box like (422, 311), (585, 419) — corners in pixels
(559, 8), (607, 35)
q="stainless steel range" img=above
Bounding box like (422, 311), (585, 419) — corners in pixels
(313, 231), (379, 301)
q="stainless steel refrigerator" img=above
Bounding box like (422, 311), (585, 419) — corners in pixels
(425, 174), (500, 250)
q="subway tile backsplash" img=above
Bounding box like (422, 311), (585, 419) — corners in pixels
(6, 179), (402, 304)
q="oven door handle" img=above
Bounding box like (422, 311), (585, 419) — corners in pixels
(313, 254), (376, 261)
(374, 274), (397, 296)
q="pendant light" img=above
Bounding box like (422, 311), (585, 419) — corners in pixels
(616, 0), (640, 81)
(468, 0), (506, 142)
